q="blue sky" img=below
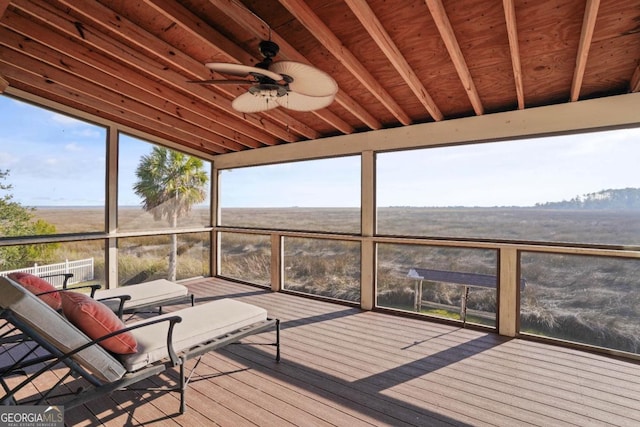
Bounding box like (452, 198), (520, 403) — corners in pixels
(0, 96), (208, 207)
(219, 125), (640, 207)
(1, 95), (639, 208)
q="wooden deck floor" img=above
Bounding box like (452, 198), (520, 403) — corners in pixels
(4, 277), (640, 426)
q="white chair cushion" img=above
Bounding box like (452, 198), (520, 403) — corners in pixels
(121, 299), (267, 372)
(0, 276), (126, 383)
(95, 279), (188, 310)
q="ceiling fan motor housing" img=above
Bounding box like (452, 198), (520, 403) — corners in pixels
(259, 40), (280, 59)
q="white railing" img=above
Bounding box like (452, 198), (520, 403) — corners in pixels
(0, 258), (94, 288)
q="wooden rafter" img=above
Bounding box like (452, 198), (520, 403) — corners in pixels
(425, 0), (484, 115)
(206, 0), (356, 134)
(0, 74), (8, 93)
(502, 0), (524, 110)
(571, 0), (600, 102)
(0, 0), (9, 93)
(344, 0), (443, 121)
(1, 0), (637, 160)
(209, 0), (381, 131)
(142, 0), (255, 67)
(49, 0), (305, 145)
(0, 0), (8, 18)
(11, 0), (286, 148)
(20, 0), (298, 147)
(0, 21), (250, 151)
(141, 0), (319, 141)
(278, 0), (413, 126)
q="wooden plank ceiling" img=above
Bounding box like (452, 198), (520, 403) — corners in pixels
(0, 0), (639, 157)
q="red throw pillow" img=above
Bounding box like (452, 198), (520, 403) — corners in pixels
(60, 291), (137, 355)
(8, 272), (62, 311)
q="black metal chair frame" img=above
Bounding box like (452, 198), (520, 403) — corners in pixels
(0, 286), (280, 414)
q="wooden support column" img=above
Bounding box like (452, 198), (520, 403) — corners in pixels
(360, 151), (375, 310)
(498, 247), (519, 337)
(105, 125), (118, 289)
(270, 234), (282, 292)
(211, 163), (220, 277)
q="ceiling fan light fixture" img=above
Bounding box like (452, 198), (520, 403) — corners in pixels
(248, 83), (288, 98)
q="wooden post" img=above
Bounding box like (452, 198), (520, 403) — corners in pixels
(270, 233), (282, 292)
(106, 125), (118, 289)
(211, 164), (220, 278)
(360, 151), (375, 310)
(360, 237), (374, 309)
(498, 247), (519, 336)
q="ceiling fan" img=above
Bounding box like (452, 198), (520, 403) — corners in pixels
(190, 40), (338, 113)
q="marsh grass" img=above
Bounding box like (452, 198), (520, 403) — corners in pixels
(26, 206), (640, 354)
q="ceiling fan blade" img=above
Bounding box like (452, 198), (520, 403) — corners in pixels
(276, 91), (336, 112)
(186, 79), (253, 85)
(206, 63), (283, 81)
(270, 61), (338, 98)
(232, 91), (280, 113)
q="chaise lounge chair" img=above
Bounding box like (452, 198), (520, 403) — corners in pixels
(0, 276), (280, 414)
(93, 279), (196, 318)
(5, 272), (195, 318)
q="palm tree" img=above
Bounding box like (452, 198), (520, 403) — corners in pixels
(133, 147), (209, 281)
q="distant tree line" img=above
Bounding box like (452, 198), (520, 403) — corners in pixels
(535, 188), (640, 210)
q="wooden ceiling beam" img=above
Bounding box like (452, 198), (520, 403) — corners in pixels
(278, 0), (412, 126)
(207, 0), (379, 131)
(17, 0), (294, 146)
(207, 0), (359, 134)
(570, 0), (600, 102)
(0, 21), (256, 150)
(0, 0), (8, 19)
(48, 0), (302, 145)
(502, 0), (524, 110)
(142, 0), (256, 66)
(0, 74), (8, 93)
(344, 0), (443, 121)
(425, 0), (484, 115)
(142, 0), (319, 141)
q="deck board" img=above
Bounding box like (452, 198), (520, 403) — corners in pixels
(2, 277), (640, 426)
